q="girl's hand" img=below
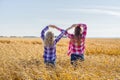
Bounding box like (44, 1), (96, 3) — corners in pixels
(48, 25), (57, 28)
(66, 24), (78, 31)
(71, 24), (78, 27)
(48, 25), (62, 31)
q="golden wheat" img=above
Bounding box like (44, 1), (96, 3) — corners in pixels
(0, 38), (120, 80)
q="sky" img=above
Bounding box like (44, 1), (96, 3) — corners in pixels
(0, 0), (120, 38)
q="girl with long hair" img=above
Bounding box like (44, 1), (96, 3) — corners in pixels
(65, 24), (87, 66)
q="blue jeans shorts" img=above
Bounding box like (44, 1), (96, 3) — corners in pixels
(44, 59), (55, 66)
(71, 54), (84, 65)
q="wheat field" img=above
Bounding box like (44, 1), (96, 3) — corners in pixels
(0, 38), (120, 80)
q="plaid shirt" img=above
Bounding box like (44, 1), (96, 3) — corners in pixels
(65, 24), (87, 56)
(41, 26), (65, 61)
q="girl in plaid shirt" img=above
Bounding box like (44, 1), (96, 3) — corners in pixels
(41, 25), (65, 66)
(65, 23), (87, 66)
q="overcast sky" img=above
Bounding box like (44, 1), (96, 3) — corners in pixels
(0, 0), (120, 38)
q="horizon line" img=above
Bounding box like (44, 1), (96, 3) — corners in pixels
(0, 36), (120, 38)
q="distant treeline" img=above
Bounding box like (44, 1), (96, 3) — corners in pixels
(0, 36), (67, 38)
(0, 36), (38, 38)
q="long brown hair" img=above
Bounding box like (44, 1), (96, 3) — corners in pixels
(44, 31), (54, 47)
(72, 26), (82, 45)
(74, 26), (82, 40)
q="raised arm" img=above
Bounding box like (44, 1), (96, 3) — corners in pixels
(48, 25), (66, 44)
(64, 24), (78, 39)
(54, 30), (66, 45)
(48, 25), (64, 32)
(41, 26), (49, 40)
(66, 24), (78, 31)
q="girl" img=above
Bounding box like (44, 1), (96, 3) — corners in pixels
(65, 24), (87, 66)
(41, 25), (65, 66)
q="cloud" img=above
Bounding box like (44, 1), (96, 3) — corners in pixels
(90, 6), (120, 10)
(59, 8), (120, 17)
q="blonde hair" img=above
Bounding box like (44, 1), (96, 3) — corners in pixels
(44, 31), (54, 47)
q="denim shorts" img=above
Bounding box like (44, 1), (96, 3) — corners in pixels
(71, 54), (84, 65)
(44, 59), (55, 66)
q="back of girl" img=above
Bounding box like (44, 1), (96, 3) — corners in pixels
(41, 25), (66, 67)
(66, 24), (87, 66)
